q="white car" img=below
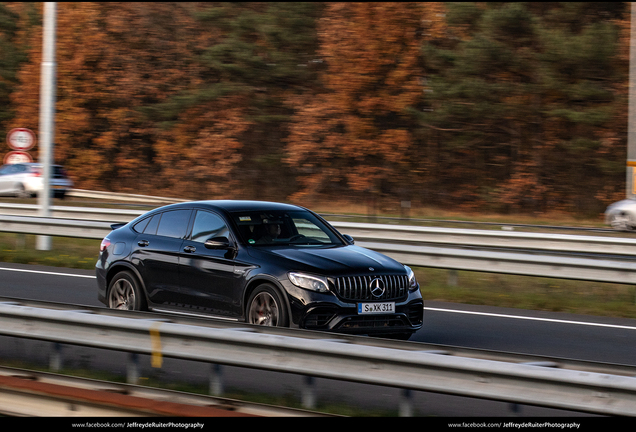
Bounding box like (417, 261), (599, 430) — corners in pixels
(0, 163), (73, 199)
(605, 198), (636, 230)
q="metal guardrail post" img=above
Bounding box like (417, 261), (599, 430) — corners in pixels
(399, 388), (413, 417)
(448, 269), (459, 286)
(49, 342), (62, 372)
(209, 363), (224, 396)
(301, 375), (316, 410)
(127, 352), (139, 385)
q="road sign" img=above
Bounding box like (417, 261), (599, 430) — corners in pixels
(3, 151), (33, 165)
(7, 128), (36, 151)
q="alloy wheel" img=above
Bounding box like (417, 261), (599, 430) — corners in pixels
(248, 291), (280, 326)
(108, 278), (136, 310)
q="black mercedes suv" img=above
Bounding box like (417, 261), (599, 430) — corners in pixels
(96, 200), (423, 339)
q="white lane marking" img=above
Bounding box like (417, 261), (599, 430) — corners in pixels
(425, 307), (636, 331)
(1, 265), (634, 330)
(0, 266), (96, 279)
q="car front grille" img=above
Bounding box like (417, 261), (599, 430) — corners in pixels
(331, 274), (408, 301)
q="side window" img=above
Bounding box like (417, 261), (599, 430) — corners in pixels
(132, 216), (151, 233)
(191, 210), (230, 243)
(144, 214), (159, 235)
(156, 209), (191, 239)
(0, 165), (18, 175)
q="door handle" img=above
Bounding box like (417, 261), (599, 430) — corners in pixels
(184, 245), (196, 253)
(138, 240), (149, 247)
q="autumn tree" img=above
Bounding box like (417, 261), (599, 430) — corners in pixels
(420, 2), (627, 213)
(4, 2), (630, 216)
(285, 2), (425, 205)
(0, 3), (30, 144)
(147, 2), (324, 200)
(10, 2), (204, 193)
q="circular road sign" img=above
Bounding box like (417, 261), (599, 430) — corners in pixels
(7, 128), (36, 151)
(3, 151), (33, 165)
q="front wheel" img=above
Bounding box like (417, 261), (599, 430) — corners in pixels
(246, 284), (289, 327)
(107, 271), (146, 311)
(15, 184), (29, 198)
(610, 212), (632, 231)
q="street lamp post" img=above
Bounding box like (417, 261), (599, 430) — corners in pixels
(37, 2), (56, 251)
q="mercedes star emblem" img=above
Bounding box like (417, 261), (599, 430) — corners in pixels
(369, 278), (385, 298)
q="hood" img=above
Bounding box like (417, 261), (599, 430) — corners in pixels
(606, 198), (636, 209)
(248, 244), (406, 276)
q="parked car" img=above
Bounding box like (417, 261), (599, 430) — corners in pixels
(0, 163), (73, 199)
(96, 200), (424, 339)
(604, 198), (636, 231)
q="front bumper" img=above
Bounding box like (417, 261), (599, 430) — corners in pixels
(282, 280), (424, 336)
(300, 299), (424, 335)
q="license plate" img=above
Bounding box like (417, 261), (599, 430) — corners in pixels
(358, 302), (395, 314)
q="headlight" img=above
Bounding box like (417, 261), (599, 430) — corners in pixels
(405, 265), (418, 291)
(288, 272), (329, 293)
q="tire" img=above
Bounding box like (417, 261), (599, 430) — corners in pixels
(107, 271), (146, 311)
(246, 284), (289, 327)
(15, 184), (29, 198)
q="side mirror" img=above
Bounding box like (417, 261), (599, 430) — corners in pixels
(204, 236), (232, 249)
(342, 234), (355, 245)
(205, 236), (238, 259)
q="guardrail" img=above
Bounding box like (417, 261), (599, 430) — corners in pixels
(0, 202), (145, 222)
(2, 209), (636, 285)
(3, 201), (635, 253)
(67, 188), (188, 204)
(0, 301), (634, 416)
(0, 214), (112, 239)
(0, 365), (330, 417)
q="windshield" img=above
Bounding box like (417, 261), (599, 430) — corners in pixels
(230, 209), (344, 246)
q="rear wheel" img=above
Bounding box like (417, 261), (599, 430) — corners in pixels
(246, 284), (289, 327)
(107, 271), (146, 311)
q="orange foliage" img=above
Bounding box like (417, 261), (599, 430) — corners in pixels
(286, 2), (424, 201)
(10, 3), (206, 192)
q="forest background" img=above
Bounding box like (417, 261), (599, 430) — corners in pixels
(0, 2), (630, 217)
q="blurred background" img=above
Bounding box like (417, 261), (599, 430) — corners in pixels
(0, 2), (629, 217)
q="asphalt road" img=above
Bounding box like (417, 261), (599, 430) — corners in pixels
(0, 262), (634, 416)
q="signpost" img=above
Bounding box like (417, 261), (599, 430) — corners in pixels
(4, 128), (36, 165)
(3, 151), (33, 165)
(7, 128), (36, 152)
